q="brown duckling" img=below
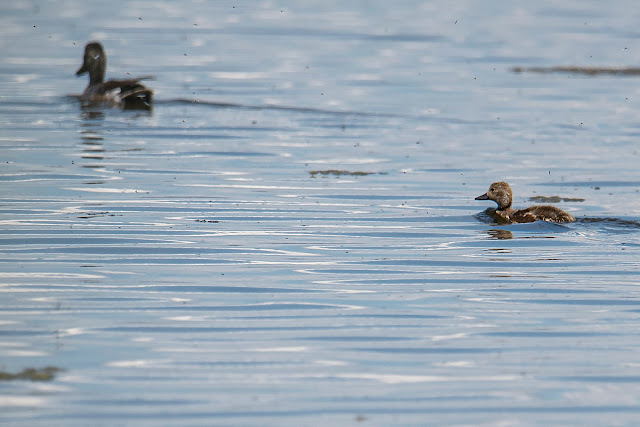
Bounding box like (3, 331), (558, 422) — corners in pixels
(76, 41), (153, 110)
(475, 181), (575, 224)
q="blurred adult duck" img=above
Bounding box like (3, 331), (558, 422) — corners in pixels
(76, 41), (153, 110)
(475, 181), (575, 224)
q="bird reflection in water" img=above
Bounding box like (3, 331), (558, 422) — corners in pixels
(79, 110), (106, 162)
(486, 229), (513, 240)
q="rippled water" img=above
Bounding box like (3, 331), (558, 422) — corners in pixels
(2, 1), (640, 425)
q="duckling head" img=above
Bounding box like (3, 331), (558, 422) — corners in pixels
(76, 42), (106, 85)
(475, 181), (513, 210)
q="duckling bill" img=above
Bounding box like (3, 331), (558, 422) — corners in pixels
(76, 41), (153, 110)
(475, 181), (575, 224)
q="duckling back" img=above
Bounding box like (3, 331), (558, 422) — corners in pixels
(512, 205), (575, 223)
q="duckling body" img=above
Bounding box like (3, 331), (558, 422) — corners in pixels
(475, 181), (575, 224)
(76, 42), (153, 110)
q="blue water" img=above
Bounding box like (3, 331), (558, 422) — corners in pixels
(2, 1), (640, 425)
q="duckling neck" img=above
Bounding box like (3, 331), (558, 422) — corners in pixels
(89, 69), (105, 86)
(495, 198), (512, 210)
(495, 207), (516, 222)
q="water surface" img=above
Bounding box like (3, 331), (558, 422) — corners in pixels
(2, 1), (640, 425)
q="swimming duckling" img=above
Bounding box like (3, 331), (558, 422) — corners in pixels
(475, 181), (575, 224)
(76, 41), (153, 110)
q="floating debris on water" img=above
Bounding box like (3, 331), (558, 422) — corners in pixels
(512, 66), (640, 76)
(577, 217), (640, 228)
(529, 196), (585, 203)
(77, 211), (117, 218)
(0, 366), (63, 382)
(309, 169), (388, 178)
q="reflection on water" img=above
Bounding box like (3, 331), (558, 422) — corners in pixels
(80, 110), (105, 121)
(79, 111), (105, 162)
(486, 229), (513, 240)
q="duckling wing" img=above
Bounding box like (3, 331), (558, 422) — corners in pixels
(515, 206), (574, 223)
(510, 208), (538, 223)
(100, 78), (153, 109)
(99, 78), (151, 94)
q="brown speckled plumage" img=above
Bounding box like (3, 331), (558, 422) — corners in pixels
(475, 181), (575, 224)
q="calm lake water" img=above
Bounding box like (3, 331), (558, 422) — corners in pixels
(2, 1), (640, 425)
